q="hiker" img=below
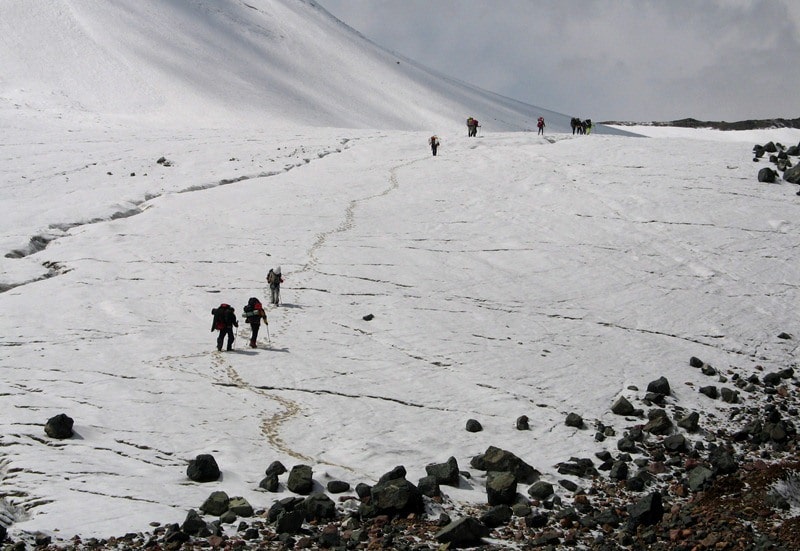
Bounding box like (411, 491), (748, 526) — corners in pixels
(211, 303), (238, 351)
(267, 266), (284, 305)
(537, 117), (545, 135)
(571, 117), (581, 135)
(428, 135), (440, 156)
(243, 297), (267, 348)
(585, 119), (593, 134)
(466, 117), (479, 137)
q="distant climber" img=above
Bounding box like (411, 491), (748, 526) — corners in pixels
(585, 119), (593, 134)
(211, 303), (238, 351)
(537, 117), (545, 135)
(242, 297), (267, 348)
(571, 117), (581, 135)
(429, 135), (440, 156)
(466, 117), (479, 137)
(267, 266), (284, 305)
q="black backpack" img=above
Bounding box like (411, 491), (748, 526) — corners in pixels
(212, 303), (231, 329)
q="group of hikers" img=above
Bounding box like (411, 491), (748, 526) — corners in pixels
(210, 266), (284, 351)
(570, 117), (593, 135)
(428, 114), (556, 156)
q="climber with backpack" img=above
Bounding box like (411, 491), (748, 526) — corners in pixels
(428, 135), (440, 156)
(267, 266), (284, 306)
(537, 116), (545, 135)
(211, 303), (238, 351)
(243, 297), (267, 348)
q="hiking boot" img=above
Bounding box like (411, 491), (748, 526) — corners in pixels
(250, 340), (257, 348)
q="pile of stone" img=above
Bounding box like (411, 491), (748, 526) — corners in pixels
(754, 140), (800, 191)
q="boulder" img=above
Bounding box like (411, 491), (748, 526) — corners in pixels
(187, 454), (221, 483)
(626, 492), (663, 529)
(417, 475), (441, 498)
(688, 465), (714, 491)
(275, 509), (305, 534)
(527, 480), (554, 499)
(287, 464), (314, 495)
(465, 419), (483, 432)
(181, 509), (210, 536)
(228, 496), (253, 517)
(326, 480), (350, 494)
(259, 474), (279, 492)
(646, 376), (671, 396)
(200, 491), (230, 516)
(516, 415), (530, 430)
(378, 465), (406, 483)
(611, 396), (635, 415)
(758, 167), (778, 182)
(370, 477), (424, 516)
(480, 505), (512, 528)
(486, 471), (517, 505)
(784, 164), (800, 184)
(44, 413), (74, 439)
(302, 493), (336, 521)
(265, 460), (287, 477)
(565, 412), (584, 428)
(426, 456), (460, 486)
(699, 386), (719, 399)
(470, 446), (540, 484)
(435, 517), (490, 548)
(677, 411), (700, 432)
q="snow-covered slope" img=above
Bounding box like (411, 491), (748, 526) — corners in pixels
(0, 0), (611, 134)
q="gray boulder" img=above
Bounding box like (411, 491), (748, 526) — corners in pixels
(426, 456), (460, 486)
(417, 475), (441, 498)
(480, 505), (512, 528)
(611, 396), (635, 416)
(228, 496), (253, 517)
(326, 480), (350, 494)
(200, 491), (230, 516)
(527, 480), (554, 499)
(181, 509), (210, 536)
(647, 376), (671, 396)
(465, 419), (483, 432)
(259, 474), (279, 492)
(287, 464), (314, 495)
(470, 446), (540, 484)
(758, 167), (778, 182)
(370, 477), (424, 516)
(486, 471), (517, 505)
(688, 465), (714, 491)
(187, 454), (221, 483)
(44, 413), (74, 439)
(435, 517), (490, 548)
(784, 164), (800, 183)
(303, 493), (336, 521)
(627, 492), (663, 529)
(677, 411), (700, 432)
(265, 460), (287, 477)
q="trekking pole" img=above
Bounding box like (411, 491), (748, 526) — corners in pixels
(266, 324), (271, 346)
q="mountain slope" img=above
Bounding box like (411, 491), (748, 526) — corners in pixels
(0, 0), (624, 133)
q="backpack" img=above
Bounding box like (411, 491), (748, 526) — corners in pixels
(267, 269), (275, 285)
(212, 303), (230, 330)
(244, 297), (262, 318)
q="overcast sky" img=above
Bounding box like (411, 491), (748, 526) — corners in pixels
(318, 0), (800, 122)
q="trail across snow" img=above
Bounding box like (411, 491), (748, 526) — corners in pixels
(1, 125), (799, 540)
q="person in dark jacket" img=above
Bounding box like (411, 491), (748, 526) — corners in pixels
(243, 297), (267, 348)
(428, 135), (440, 156)
(267, 266), (284, 305)
(211, 303), (238, 351)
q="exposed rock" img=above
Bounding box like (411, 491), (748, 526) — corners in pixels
(470, 445), (540, 484)
(370, 477), (424, 516)
(758, 167), (778, 182)
(259, 474), (279, 492)
(425, 456), (460, 486)
(480, 504), (512, 528)
(565, 412), (584, 428)
(302, 493), (336, 521)
(689, 356), (705, 368)
(187, 454), (221, 483)
(699, 385), (719, 399)
(611, 396), (635, 415)
(647, 376), (671, 396)
(200, 491), (230, 516)
(181, 510), (210, 536)
(417, 475), (441, 497)
(378, 465), (406, 483)
(228, 496), (253, 517)
(627, 492), (663, 529)
(435, 517), (490, 548)
(265, 460), (287, 477)
(287, 464), (314, 495)
(527, 480), (555, 499)
(688, 465), (714, 491)
(326, 480), (350, 494)
(44, 413), (74, 439)
(516, 415), (530, 430)
(486, 471), (517, 505)
(783, 164), (800, 184)
(465, 418), (483, 432)
(677, 411), (700, 432)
